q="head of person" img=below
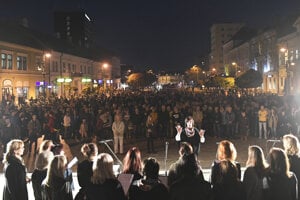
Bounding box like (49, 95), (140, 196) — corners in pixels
(35, 151), (53, 170)
(3, 139), (24, 163)
(216, 140), (237, 162)
(178, 142), (193, 157)
(216, 160), (239, 184)
(114, 114), (122, 122)
(143, 157), (160, 180)
(81, 143), (98, 160)
(283, 134), (300, 156)
(246, 145), (268, 171)
(185, 116), (194, 129)
(123, 147), (142, 174)
(91, 153), (115, 184)
(39, 140), (54, 153)
(269, 147), (290, 177)
(46, 155), (67, 187)
(32, 114), (37, 120)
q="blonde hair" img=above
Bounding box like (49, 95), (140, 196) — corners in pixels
(91, 153), (115, 184)
(216, 140), (237, 161)
(283, 134), (300, 156)
(45, 155), (67, 187)
(3, 139), (24, 163)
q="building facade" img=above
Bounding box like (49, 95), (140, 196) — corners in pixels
(209, 23), (244, 73)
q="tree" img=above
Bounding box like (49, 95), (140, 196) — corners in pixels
(127, 72), (157, 89)
(184, 65), (205, 86)
(204, 76), (234, 89)
(235, 69), (263, 88)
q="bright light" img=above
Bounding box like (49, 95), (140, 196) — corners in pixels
(82, 78), (92, 83)
(212, 68), (216, 72)
(44, 53), (51, 58)
(232, 62), (236, 66)
(65, 78), (72, 83)
(280, 47), (287, 52)
(291, 62), (295, 66)
(103, 63), (109, 68)
(85, 13), (91, 21)
(57, 78), (64, 83)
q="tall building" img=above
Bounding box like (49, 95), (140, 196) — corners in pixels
(209, 23), (244, 73)
(54, 11), (94, 48)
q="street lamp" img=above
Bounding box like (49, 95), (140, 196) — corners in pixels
(232, 62), (238, 77)
(102, 63), (109, 91)
(44, 53), (51, 97)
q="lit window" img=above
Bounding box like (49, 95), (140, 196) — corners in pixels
(17, 56), (27, 71)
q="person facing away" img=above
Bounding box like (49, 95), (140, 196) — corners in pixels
(41, 155), (73, 200)
(211, 140), (241, 186)
(169, 150), (212, 200)
(211, 160), (245, 200)
(129, 157), (170, 200)
(243, 145), (269, 200)
(265, 147), (298, 200)
(85, 153), (126, 200)
(77, 143), (98, 189)
(32, 140), (54, 200)
(283, 134), (300, 199)
(2, 139), (29, 200)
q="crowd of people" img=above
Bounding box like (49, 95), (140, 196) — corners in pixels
(1, 90), (300, 200)
(0, 90), (300, 154)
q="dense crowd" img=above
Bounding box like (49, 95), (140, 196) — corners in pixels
(1, 90), (300, 200)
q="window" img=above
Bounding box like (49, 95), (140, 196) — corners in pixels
(68, 63), (71, 72)
(1, 53), (7, 69)
(7, 54), (12, 69)
(63, 62), (66, 72)
(72, 64), (76, 72)
(1, 53), (13, 70)
(17, 56), (27, 70)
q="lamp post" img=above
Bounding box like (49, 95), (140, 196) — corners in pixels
(44, 53), (51, 97)
(232, 62), (238, 77)
(102, 63), (109, 91)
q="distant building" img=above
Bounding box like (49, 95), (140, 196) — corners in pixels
(209, 23), (244, 73)
(54, 11), (94, 48)
(0, 21), (120, 102)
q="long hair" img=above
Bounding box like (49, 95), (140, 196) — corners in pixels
(269, 147), (291, 177)
(283, 134), (300, 156)
(45, 155), (67, 187)
(179, 142), (193, 157)
(91, 153), (115, 184)
(3, 139), (24, 163)
(217, 160), (239, 184)
(81, 143), (98, 160)
(123, 147), (142, 174)
(216, 140), (237, 162)
(246, 145), (269, 177)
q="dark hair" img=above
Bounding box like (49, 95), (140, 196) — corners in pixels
(81, 143), (98, 159)
(179, 142), (193, 157)
(143, 157), (159, 179)
(123, 147), (142, 174)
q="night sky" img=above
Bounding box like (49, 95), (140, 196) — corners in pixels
(1, 0), (300, 71)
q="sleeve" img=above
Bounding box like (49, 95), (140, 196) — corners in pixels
(242, 168), (256, 200)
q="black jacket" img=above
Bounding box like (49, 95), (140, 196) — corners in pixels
(86, 179), (126, 200)
(3, 156), (28, 200)
(31, 168), (47, 200)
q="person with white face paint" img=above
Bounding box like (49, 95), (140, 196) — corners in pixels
(175, 116), (205, 156)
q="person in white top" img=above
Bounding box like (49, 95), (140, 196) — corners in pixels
(112, 114), (125, 154)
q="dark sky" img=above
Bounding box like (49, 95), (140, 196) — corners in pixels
(1, 0), (300, 71)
